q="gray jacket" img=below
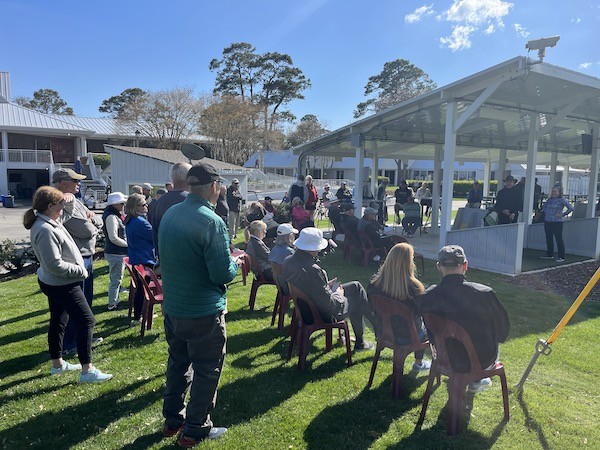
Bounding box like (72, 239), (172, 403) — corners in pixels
(30, 213), (88, 286)
(61, 198), (102, 257)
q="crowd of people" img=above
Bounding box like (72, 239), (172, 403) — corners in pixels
(29, 167), (565, 447)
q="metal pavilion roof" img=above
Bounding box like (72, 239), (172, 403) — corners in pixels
(0, 101), (92, 135)
(294, 56), (600, 169)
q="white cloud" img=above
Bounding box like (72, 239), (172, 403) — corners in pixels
(571, 17), (581, 23)
(513, 23), (530, 37)
(440, 25), (476, 51)
(579, 62), (593, 69)
(405, 4), (435, 24)
(439, 0), (513, 51)
(444, 0), (513, 25)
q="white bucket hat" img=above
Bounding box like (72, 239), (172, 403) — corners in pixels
(107, 192), (128, 206)
(277, 223), (298, 236)
(293, 227), (328, 252)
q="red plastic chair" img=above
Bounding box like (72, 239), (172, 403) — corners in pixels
(366, 294), (429, 399)
(270, 262), (292, 331)
(287, 283), (353, 371)
(133, 264), (163, 337)
(357, 230), (387, 267)
(246, 254), (277, 311)
(123, 257), (138, 319)
(418, 313), (509, 435)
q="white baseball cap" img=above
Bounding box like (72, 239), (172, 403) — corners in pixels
(277, 223), (298, 236)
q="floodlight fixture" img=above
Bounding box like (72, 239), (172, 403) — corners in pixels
(526, 36), (560, 63)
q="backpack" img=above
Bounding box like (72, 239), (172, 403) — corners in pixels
(483, 210), (498, 226)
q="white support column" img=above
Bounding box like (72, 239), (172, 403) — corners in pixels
(483, 158), (491, 197)
(549, 152), (558, 189)
(79, 136), (88, 157)
(371, 149), (379, 196)
(561, 161), (570, 194)
(431, 144), (442, 236)
(440, 101), (457, 247)
(586, 126), (599, 217)
(522, 114), (539, 224)
(0, 130), (8, 194)
(498, 148), (507, 180)
(354, 144), (364, 218)
(1, 129), (7, 158)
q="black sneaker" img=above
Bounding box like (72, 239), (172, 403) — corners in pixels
(354, 341), (374, 352)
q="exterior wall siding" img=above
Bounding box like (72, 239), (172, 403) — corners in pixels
(447, 223), (525, 274)
(526, 218), (600, 259)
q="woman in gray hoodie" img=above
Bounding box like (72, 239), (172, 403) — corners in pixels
(24, 186), (112, 383)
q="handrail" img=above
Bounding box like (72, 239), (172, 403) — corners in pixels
(7, 149), (53, 164)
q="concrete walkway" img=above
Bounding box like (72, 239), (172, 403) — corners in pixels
(0, 200), (31, 244)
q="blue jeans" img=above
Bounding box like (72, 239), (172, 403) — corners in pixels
(63, 255), (94, 351)
(163, 312), (227, 439)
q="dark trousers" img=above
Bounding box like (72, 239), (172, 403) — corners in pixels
(163, 312), (227, 440)
(39, 280), (95, 364)
(401, 216), (422, 234)
(342, 281), (376, 344)
(63, 255), (94, 351)
(544, 221), (565, 258)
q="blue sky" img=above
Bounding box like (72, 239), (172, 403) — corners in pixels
(3, 0), (599, 131)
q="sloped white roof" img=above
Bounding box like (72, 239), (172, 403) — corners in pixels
(0, 102), (92, 134)
(46, 115), (138, 137)
(105, 145), (250, 171)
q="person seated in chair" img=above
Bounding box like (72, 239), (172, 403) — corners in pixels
(466, 180), (483, 208)
(394, 180), (413, 223)
(282, 227), (376, 351)
(417, 245), (510, 392)
(401, 196), (421, 238)
(358, 207), (399, 252)
(246, 201), (279, 238)
(245, 220), (274, 283)
(268, 223), (298, 295)
(340, 202), (359, 236)
(291, 197), (315, 230)
(328, 199), (342, 234)
(336, 181), (353, 202)
(368, 242), (430, 371)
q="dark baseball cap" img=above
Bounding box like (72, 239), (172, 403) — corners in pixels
(187, 161), (226, 186)
(340, 203), (355, 212)
(438, 245), (467, 266)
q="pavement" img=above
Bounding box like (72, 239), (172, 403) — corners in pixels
(0, 200), (32, 244)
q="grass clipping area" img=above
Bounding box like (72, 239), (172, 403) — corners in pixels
(0, 253), (599, 449)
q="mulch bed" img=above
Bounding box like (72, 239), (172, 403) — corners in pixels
(506, 260), (600, 302)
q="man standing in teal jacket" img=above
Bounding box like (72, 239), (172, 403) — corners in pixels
(158, 161), (240, 447)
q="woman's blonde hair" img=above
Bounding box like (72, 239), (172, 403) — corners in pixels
(125, 193), (146, 218)
(371, 243), (424, 301)
(249, 220), (267, 237)
(23, 186), (64, 230)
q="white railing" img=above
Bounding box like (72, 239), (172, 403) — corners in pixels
(7, 149), (53, 164)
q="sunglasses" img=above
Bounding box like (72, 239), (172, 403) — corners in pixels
(68, 178), (81, 183)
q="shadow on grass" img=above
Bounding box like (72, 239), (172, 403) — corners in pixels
(304, 383), (424, 450)
(0, 349), (48, 379)
(515, 390), (550, 450)
(1, 376), (163, 449)
(0, 324), (47, 347)
(0, 372), (46, 391)
(217, 356), (359, 428)
(0, 308), (47, 328)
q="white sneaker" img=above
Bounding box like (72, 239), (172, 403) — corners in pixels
(80, 367), (113, 383)
(373, 255), (381, 262)
(554, 257), (565, 262)
(412, 360), (431, 371)
(50, 361), (82, 375)
(207, 427), (228, 439)
(468, 377), (492, 393)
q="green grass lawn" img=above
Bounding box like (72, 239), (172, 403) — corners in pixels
(1, 252), (599, 449)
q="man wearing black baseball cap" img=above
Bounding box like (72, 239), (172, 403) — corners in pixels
(158, 161), (238, 445)
(418, 245), (510, 393)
